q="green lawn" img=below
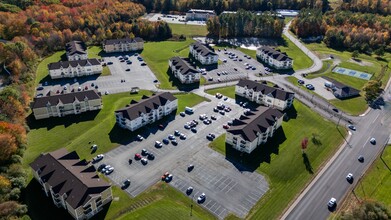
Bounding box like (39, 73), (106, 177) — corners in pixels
(329, 96), (368, 115)
(102, 66), (111, 76)
(278, 35), (313, 71)
(209, 100), (346, 220)
(205, 86), (236, 99)
(305, 42), (391, 87)
(168, 23), (208, 37)
(24, 91), (207, 167)
(35, 51), (64, 85)
(141, 39), (195, 90)
(88, 46), (103, 59)
(355, 145), (391, 206)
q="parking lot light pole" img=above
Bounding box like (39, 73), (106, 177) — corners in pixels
(190, 194), (195, 216)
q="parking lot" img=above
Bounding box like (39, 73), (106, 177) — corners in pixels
(36, 52), (158, 96)
(147, 13), (207, 26)
(95, 96), (269, 219)
(203, 48), (267, 83)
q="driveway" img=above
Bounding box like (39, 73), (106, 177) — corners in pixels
(95, 97), (269, 219)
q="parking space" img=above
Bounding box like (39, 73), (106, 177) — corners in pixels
(95, 97), (269, 219)
(202, 48), (267, 83)
(36, 52), (157, 97)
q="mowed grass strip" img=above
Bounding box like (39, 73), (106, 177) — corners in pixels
(278, 35), (313, 71)
(35, 51), (64, 85)
(24, 91), (208, 167)
(209, 100), (346, 220)
(141, 39), (195, 90)
(169, 23), (208, 37)
(205, 86), (236, 99)
(355, 145), (391, 205)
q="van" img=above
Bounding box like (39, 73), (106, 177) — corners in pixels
(185, 107), (194, 114)
(324, 81), (333, 88)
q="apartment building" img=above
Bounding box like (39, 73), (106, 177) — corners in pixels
(102, 38), (144, 53)
(169, 57), (200, 84)
(30, 148), (112, 220)
(256, 46), (293, 69)
(66, 41), (88, 61)
(189, 42), (218, 65)
(115, 92), (178, 131)
(185, 9), (216, 21)
(48, 59), (102, 79)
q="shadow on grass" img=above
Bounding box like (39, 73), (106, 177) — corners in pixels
(302, 152), (313, 174)
(23, 179), (111, 220)
(283, 104), (297, 121)
(108, 112), (177, 146)
(165, 68), (200, 92)
(26, 110), (100, 130)
(224, 127), (286, 172)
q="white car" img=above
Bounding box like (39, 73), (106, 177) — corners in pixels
(369, 137), (376, 144)
(105, 167), (114, 175)
(346, 173), (353, 181)
(197, 193), (206, 203)
(101, 165), (111, 173)
(141, 158), (148, 165)
(93, 154), (104, 162)
(328, 198), (336, 208)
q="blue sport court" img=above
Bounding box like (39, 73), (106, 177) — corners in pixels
(332, 67), (372, 80)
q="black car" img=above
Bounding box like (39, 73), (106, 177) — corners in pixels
(211, 115), (217, 120)
(121, 179), (131, 189)
(162, 138), (169, 144)
(97, 163), (106, 172)
(128, 159), (132, 165)
(187, 164), (194, 172)
(147, 153), (155, 160)
(191, 128), (197, 133)
(174, 130), (181, 136)
(332, 108), (339, 113)
(358, 155), (364, 163)
(141, 62), (146, 66)
(171, 140), (178, 145)
(141, 149), (148, 156)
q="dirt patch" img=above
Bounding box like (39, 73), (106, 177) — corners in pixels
(348, 58), (373, 67)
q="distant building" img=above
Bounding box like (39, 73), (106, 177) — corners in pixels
(31, 90), (102, 120)
(115, 92), (178, 131)
(48, 59), (102, 79)
(236, 79), (294, 111)
(66, 41), (88, 61)
(30, 148), (112, 220)
(189, 42), (218, 65)
(169, 57), (200, 84)
(102, 38), (144, 53)
(256, 46), (293, 70)
(186, 9), (216, 21)
(226, 106), (284, 154)
(322, 76), (360, 99)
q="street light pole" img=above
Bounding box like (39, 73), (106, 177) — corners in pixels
(190, 193), (195, 216)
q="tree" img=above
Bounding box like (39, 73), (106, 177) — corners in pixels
(337, 200), (391, 220)
(374, 47), (385, 57)
(301, 137), (309, 152)
(0, 175), (11, 193)
(0, 133), (17, 162)
(363, 80), (382, 102)
(351, 50), (359, 59)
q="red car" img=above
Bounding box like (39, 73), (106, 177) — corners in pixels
(223, 124), (230, 129)
(134, 153), (142, 160)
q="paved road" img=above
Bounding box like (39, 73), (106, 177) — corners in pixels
(96, 95), (269, 219)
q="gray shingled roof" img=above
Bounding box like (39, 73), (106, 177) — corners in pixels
(191, 42), (217, 57)
(103, 37), (144, 45)
(115, 92), (177, 120)
(257, 46), (292, 61)
(169, 57), (199, 76)
(30, 148), (110, 209)
(322, 76), (360, 98)
(48, 59), (101, 70)
(66, 41), (87, 56)
(227, 106), (284, 142)
(31, 90), (101, 109)
(237, 79), (294, 101)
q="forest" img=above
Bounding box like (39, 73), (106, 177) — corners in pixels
(291, 9), (391, 52)
(0, 0), (172, 54)
(0, 40), (37, 219)
(339, 0), (391, 15)
(207, 10), (285, 38)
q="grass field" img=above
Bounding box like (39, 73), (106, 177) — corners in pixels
(169, 23), (208, 37)
(208, 98), (346, 220)
(35, 51), (64, 85)
(278, 35), (313, 71)
(141, 39), (195, 90)
(205, 86), (236, 99)
(24, 91), (207, 167)
(354, 145), (391, 205)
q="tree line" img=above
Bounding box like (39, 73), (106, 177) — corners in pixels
(0, 40), (38, 219)
(133, 0), (329, 14)
(0, 0), (172, 55)
(207, 10), (285, 38)
(339, 0), (391, 15)
(291, 9), (391, 53)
